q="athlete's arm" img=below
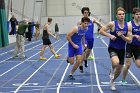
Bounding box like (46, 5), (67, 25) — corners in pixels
(120, 22), (132, 43)
(45, 24), (56, 38)
(99, 21), (116, 40)
(77, 20), (81, 26)
(81, 35), (86, 48)
(66, 26), (79, 49)
(93, 18), (103, 27)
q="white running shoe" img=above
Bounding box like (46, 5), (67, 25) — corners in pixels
(109, 68), (114, 79)
(120, 80), (127, 86)
(110, 79), (116, 91)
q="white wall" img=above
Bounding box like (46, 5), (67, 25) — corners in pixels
(7, 0), (110, 34)
(41, 15), (109, 35)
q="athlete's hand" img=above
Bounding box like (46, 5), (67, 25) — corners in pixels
(73, 44), (79, 49)
(117, 31), (123, 37)
(84, 44), (87, 49)
(134, 35), (140, 41)
(109, 35), (116, 40)
(54, 35), (57, 39)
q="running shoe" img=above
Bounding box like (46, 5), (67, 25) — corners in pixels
(19, 56), (27, 59)
(55, 54), (62, 58)
(84, 60), (88, 68)
(68, 75), (75, 80)
(120, 80), (127, 86)
(88, 55), (94, 60)
(66, 57), (69, 63)
(79, 66), (83, 73)
(40, 57), (47, 60)
(12, 55), (18, 58)
(109, 68), (114, 79)
(110, 79), (116, 91)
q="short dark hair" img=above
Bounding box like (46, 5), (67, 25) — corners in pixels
(132, 8), (140, 14)
(81, 7), (90, 14)
(48, 18), (52, 22)
(81, 17), (90, 23)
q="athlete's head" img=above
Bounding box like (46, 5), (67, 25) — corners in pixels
(116, 7), (125, 21)
(81, 7), (91, 17)
(48, 18), (52, 23)
(81, 17), (90, 28)
(132, 8), (140, 20)
(132, 8), (140, 14)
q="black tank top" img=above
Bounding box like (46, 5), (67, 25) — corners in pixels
(42, 29), (49, 39)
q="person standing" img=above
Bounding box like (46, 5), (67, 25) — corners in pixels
(40, 18), (61, 60)
(66, 17), (90, 80)
(35, 21), (40, 40)
(13, 19), (39, 59)
(78, 7), (103, 72)
(122, 7), (140, 85)
(9, 15), (18, 35)
(26, 21), (33, 41)
(99, 7), (132, 90)
(55, 23), (60, 40)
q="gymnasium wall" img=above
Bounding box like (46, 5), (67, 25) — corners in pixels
(5, 0), (111, 34)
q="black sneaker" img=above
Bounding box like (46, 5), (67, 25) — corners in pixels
(84, 48), (87, 52)
(84, 60), (88, 68)
(67, 58), (69, 63)
(19, 56), (27, 59)
(68, 75), (75, 80)
(79, 66), (83, 73)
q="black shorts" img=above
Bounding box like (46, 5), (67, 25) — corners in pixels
(126, 44), (140, 60)
(108, 47), (125, 65)
(42, 38), (51, 45)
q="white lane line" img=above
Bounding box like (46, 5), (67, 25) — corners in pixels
(0, 42), (42, 64)
(56, 63), (70, 93)
(40, 54), (68, 93)
(10, 83), (137, 93)
(100, 38), (140, 87)
(92, 49), (104, 93)
(0, 40), (41, 56)
(1, 40), (62, 87)
(0, 52), (39, 77)
(0, 40), (60, 77)
(14, 42), (67, 93)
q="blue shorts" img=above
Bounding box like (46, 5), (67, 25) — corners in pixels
(68, 43), (82, 57)
(85, 39), (94, 49)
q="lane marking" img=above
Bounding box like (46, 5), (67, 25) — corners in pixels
(14, 42), (67, 93)
(100, 38), (140, 87)
(0, 40), (60, 77)
(56, 53), (70, 93)
(10, 83), (137, 93)
(12, 83), (38, 86)
(0, 40), (41, 56)
(40, 54), (68, 93)
(56, 82), (82, 85)
(92, 49), (104, 93)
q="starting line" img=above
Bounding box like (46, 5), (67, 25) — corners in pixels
(12, 81), (136, 88)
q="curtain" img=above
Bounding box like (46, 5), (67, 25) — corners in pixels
(0, 0), (9, 47)
(112, 0), (140, 21)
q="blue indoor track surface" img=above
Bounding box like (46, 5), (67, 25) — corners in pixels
(0, 34), (140, 93)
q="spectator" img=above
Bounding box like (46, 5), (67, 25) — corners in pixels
(9, 15), (18, 35)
